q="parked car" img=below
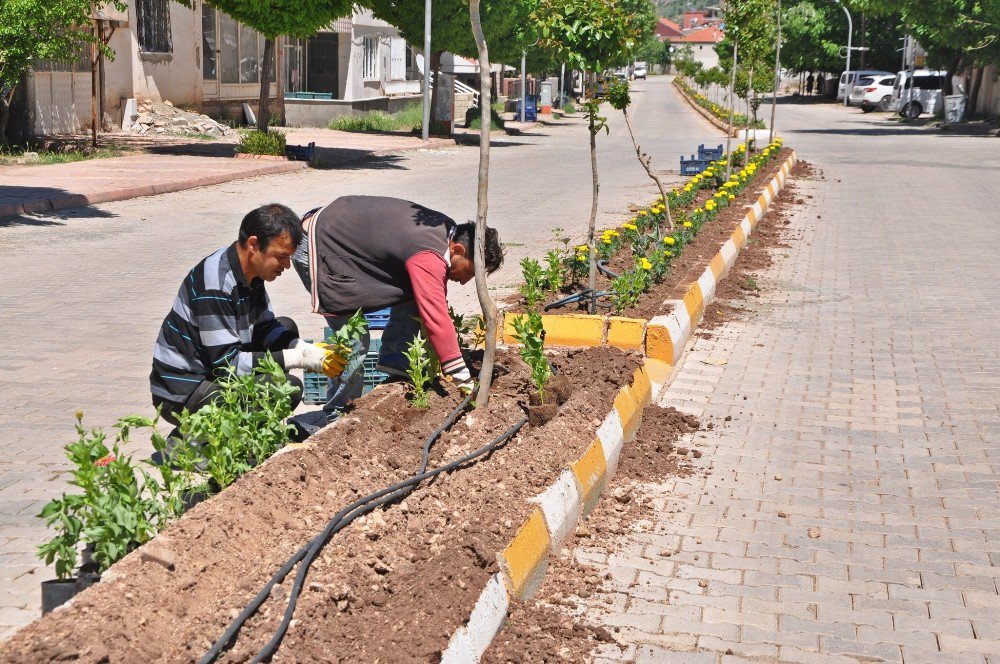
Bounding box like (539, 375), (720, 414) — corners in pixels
(849, 75), (896, 112)
(890, 70), (946, 119)
(837, 69), (893, 101)
(633, 61), (647, 79)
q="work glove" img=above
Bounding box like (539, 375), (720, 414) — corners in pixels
(281, 340), (341, 377)
(446, 367), (476, 394)
(315, 342), (351, 379)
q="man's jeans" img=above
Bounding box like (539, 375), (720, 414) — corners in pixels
(292, 232), (420, 416)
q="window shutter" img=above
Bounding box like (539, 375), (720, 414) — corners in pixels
(390, 38), (406, 81)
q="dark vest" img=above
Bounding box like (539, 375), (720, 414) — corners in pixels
(309, 196), (455, 315)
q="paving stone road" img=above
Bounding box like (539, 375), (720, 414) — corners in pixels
(572, 100), (1000, 662)
(0, 76), (722, 638)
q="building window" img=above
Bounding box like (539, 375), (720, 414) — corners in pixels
(136, 0), (173, 54)
(34, 43), (91, 73)
(362, 35), (378, 81)
(211, 9), (267, 84)
(202, 5), (216, 80)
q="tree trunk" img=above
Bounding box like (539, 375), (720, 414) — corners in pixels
(623, 109), (673, 230)
(969, 66), (985, 116)
(725, 41), (737, 180)
(257, 38), (275, 132)
(274, 37), (286, 125)
(1, 82), (18, 148)
(429, 50), (443, 134)
(469, 0), (499, 406)
(744, 67), (753, 168)
(587, 104), (599, 314)
(944, 56), (962, 97)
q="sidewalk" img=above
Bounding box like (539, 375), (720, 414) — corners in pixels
(0, 129), (455, 219)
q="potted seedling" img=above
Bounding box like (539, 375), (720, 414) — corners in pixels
(511, 311), (571, 425)
(519, 257), (545, 311)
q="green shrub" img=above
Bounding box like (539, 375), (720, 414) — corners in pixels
(465, 105), (505, 130)
(328, 103), (424, 132)
(562, 100), (577, 114)
(237, 129), (286, 156)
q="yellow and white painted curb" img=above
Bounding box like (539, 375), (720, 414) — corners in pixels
(443, 151), (798, 662)
(441, 362), (666, 663)
(645, 151), (797, 366)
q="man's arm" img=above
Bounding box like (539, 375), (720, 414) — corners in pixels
(404, 251), (465, 376)
(189, 290), (284, 374)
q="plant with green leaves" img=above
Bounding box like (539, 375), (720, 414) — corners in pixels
(404, 333), (433, 408)
(520, 257), (545, 310)
(37, 413), (170, 578)
(324, 309), (369, 361)
(512, 311), (552, 404)
(609, 261), (651, 314)
(171, 355), (298, 491)
(543, 250), (565, 293)
(237, 129), (287, 156)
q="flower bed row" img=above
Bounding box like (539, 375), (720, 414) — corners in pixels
(675, 76), (765, 129)
(515, 138), (785, 319)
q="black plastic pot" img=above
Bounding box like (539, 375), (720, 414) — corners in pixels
(41, 579), (79, 615)
(181, 488), (210, 511)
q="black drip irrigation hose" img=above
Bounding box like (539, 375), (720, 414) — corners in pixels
(543, 261), (618, 312)
(597, 260), (619, 279)
(199, 393), (529, 663)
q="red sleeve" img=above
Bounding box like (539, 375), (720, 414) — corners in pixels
(405, 251), (465, 375)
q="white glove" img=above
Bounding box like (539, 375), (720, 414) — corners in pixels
(281, 339), (328, 373)
(449, 367), (475, 393)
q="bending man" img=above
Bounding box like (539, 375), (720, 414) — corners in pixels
(292, 195), (504, 414)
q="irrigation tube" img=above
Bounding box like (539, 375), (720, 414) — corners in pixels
(199, 393), (529, 663)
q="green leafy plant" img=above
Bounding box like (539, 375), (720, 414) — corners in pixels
(324, 309), (369, 360)
(520, 257), (545, 311)
(236, 129), (286, 156)
(172, 355), (298, 491)
(544, 250), (565, 293)
(512, 311), (552, 404)
(609, 262), (651, 315)
(37, 413), (170, 578)
(562, 100), (576, 114)
(404, 332), (432, 408)
(449, 306), (484, 355)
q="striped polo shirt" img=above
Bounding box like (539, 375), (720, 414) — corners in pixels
(150, 243), (292, 404)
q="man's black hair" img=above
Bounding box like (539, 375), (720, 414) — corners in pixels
(238, 204), (302, 251)
(453, 222), (504, 274)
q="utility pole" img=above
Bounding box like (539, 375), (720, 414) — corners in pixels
(769, 0), (781, 145)
(421, 0), (432, 140)
(725, 39), (738, 181)
(520, 50), (527, 122)
(833, 0), (852, 107)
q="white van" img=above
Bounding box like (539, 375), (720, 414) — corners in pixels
(837, 70), (893, 101)
(890, 70), (946, 118)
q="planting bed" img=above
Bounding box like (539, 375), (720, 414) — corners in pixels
(4, 347), (640, 663)
(507, 147), (795, 321)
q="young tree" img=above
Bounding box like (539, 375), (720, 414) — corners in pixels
(468, 0), (500, 406)
(0, 0), (123, 145)
(187, 0), (353, 132)
(533, 0), (653, 312)
(607, 80), (673, 230)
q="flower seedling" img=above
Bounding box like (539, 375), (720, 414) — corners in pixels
(610, 262), (651, 315)
(324, 309), (369, 360)
(512, 311), (552, 405)
(404, 332), (432, 408)
(544, 250), (565, 293)
(520, 257), (545, 311)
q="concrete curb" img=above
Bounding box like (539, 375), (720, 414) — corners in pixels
(441, 150), (799, 662)
(672, 79), (738, 137)
(0, 160), (306, 219)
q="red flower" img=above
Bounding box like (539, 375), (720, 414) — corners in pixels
(95, 454), (116, 467)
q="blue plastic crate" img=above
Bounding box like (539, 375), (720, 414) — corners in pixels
(697, 143), (724, 161)
(301, 338), (388, 404)
(363, 308), (391, 330)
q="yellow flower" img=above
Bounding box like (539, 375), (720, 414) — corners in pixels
(576, 255), (586, 263)
(728, 194), (735, 201)
(663, 236), (676, 245)
(695, 208), (703, 214)
(638, 210), (648, 216)
(639, 257), (652, 271)
(665, 250), (673, 257)
(683, 221), (693, 228)
(622, 223), (637, 231)
(603, 238), (613, 245)
(705, 199), (716, 211)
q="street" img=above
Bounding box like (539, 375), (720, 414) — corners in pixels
(1, 77), (999, 660)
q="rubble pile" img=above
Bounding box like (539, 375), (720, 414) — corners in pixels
(127, 98), (234, 138)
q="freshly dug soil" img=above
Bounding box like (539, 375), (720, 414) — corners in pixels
(481, 405), (702, 663)
(505, 147), (795, 321)
(4, 347), (640, 664)
(700, 160), (820, 332)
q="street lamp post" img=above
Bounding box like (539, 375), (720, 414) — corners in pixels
(421, 0), (432, 140)
(833, 0), (852, 107)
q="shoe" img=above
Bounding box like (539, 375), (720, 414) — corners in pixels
(375, 352), (410, 379)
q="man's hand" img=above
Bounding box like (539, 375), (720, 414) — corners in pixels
(283, 339), (344, 377)
(447, 367), (476, 394)
(315, 343), (350, 379)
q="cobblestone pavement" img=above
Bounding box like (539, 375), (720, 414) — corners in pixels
(573, 101), (1000, 662)
(0, 76), (723, 638)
